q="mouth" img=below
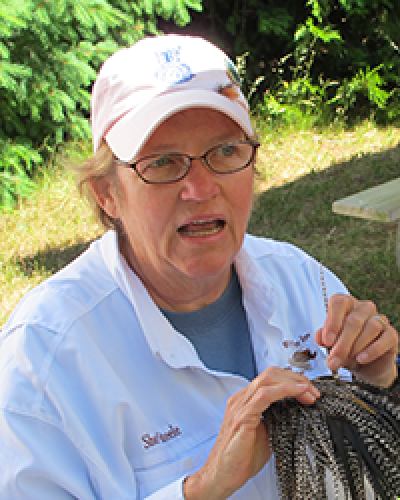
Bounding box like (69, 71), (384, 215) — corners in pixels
(178, 218), (226, 236)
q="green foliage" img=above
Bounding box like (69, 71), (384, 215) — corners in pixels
(236, 52), (265, 103)
(258, 8), (398, 128)
(3, 0), (400, 209)
(199, 0), (399, 126)
(0, 138), (39, 208)
(0, 0), (201, 210)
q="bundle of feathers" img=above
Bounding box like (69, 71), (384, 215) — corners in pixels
(264, 375), (400, 500)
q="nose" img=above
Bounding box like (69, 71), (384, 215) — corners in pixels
(179, 157), (221, 201)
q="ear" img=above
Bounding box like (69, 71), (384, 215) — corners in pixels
(88, 176), (118, 219)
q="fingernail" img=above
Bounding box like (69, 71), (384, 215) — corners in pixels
(296, 383), (308, 390)
(356, 351), (368, 363)
(328, 357), (341, 371)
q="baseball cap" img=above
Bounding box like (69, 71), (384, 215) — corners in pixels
(91, 34), (254, 162)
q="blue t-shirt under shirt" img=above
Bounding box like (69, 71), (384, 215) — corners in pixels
(161, 269), (257, 381)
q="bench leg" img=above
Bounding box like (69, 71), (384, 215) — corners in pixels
(397, 221), (400, 272)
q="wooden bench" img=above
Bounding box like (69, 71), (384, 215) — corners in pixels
(332, 177), (400, 270)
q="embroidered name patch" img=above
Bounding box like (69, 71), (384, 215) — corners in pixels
(142, 424), (182, 450)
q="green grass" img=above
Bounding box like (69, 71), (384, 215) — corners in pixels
(250, 120), (400, 330)
(1, 162), (103, 327)
(1, 121), (400, 330)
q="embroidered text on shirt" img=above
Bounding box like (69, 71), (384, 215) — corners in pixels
(142, 424), (182, 450)
(282, 332), (310, 348)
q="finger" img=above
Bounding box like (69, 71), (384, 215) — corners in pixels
(322, 294), (355, 347)
(351, 348), (398, 388)
(294, 384), (321, 405)
(327, 300), (377, 371)
(242, 366), (309, 401)
(249, 380), (319, 416)
(355, 322), (398, 365)
(370, 314), (387, 330)
(351, 314), (390, 362)
(235, 368), (320, 415)
(314, 327), (323, 346)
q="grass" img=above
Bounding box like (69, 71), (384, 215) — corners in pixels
(1, 120), (400, 330)
(250, 120), (400, 330)
(0, 163), (103, 327)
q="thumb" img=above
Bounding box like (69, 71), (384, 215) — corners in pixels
(314, 327), (323, 346)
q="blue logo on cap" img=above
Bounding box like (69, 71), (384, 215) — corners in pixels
(155, 46), (194, 84)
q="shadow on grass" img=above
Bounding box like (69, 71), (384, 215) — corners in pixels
(251, 141), (400, 239)
(249, 141), (400, 330)
(15, 240), (93, 277)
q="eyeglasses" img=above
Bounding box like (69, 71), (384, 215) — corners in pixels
(118, 140), (260, 184)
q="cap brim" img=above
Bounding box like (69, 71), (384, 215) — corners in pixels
(105, 89), (254, 162)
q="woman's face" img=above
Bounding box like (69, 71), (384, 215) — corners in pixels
(95, 108), (255, 309)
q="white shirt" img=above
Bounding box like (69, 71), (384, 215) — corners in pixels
(0, 231), (349, 499)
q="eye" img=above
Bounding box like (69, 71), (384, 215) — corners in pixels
(137, 153), (187, 182)
(140, 154), (183, 174)
(216, 144), (238, 157)
(147, 155), (174, 169)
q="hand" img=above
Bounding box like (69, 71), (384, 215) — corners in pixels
(315, 293), (398, 388)
(183, 367), (320, 500)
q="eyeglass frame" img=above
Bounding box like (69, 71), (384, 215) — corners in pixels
(116, 139), (260, 185)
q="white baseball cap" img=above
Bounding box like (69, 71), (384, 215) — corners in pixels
(91, 34), (254, 161)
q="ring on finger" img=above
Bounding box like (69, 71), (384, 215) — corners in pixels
(371, 314), (387, 330)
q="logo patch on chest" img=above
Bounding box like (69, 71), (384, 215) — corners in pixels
(282, 332), (319, 373)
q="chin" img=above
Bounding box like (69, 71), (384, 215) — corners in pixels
(179, 257), (233, 280)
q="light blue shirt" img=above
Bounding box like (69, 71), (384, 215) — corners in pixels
(0, 231), (349, 499)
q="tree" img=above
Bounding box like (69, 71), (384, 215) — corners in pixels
(184, 0), (400, 124)
(0, 0), (201, 208)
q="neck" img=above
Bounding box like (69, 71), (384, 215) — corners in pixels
(146, 267), (233, 313)
(119, 236), (233, 313)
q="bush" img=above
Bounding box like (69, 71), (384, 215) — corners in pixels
(0, 0), (201, 209)
(197, 0), (400, 126)
(259, 8), (400, 128)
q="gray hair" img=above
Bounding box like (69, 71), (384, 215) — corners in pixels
(70, 140), (121, 233)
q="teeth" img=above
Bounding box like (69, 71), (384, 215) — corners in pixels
(178, 218), (225, 236)
(184, 227), (221, 236)
(190, 219), (216, 225)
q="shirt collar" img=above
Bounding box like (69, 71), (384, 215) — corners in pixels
(99, 230), (204, 369)
(99, 231), (278, 369)
(98, 230), (342, 380)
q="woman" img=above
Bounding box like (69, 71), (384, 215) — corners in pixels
(0, 34), (398, 499)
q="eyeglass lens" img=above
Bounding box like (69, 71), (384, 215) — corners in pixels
(134, 141), (257, 184)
